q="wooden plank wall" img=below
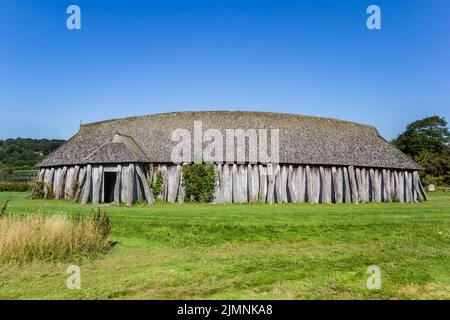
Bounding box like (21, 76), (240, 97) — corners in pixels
(37, 163), (425, 205)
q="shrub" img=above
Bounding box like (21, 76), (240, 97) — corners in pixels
(0, 210), (112, 262)
(0, 182), (31, 192)
(422, 175), (445, 187)
(391, 193), (399, 203)
(72, 181), (79, 196)
(0, 200), (8, 219)
(46, 183), (54, 199)
(182, 163), (216, 202)
(149, 172), (163, 197)
(31, 181), (45, 199)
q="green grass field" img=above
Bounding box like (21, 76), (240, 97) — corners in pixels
(0, 192), (449, 300)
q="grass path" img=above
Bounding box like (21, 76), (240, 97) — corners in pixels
(0, 192), (449, 299)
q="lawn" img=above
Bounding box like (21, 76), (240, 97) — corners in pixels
(0, 192), (449, 299)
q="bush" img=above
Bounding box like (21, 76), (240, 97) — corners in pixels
(0, 210), (112, 262)
(422, 175), (445, 187)
(183, 163), (216, 202)
(0, 200), (8, 219)
(31, 181), (45, 199)
(0, 182), (31, 192)
(149, 171), (163, 197)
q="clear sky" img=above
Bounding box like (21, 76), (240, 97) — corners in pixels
(1, 0), (449, 140)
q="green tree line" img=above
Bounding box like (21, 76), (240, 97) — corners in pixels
(392, 116), (450, 186)
(0, 138), (65, 181)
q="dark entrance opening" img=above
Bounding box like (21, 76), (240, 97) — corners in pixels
(104, 172), (117, 203)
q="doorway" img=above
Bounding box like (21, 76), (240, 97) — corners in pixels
(104, 172), (117, 203)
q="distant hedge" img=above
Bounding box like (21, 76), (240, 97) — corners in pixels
(0, 183), (31, 192)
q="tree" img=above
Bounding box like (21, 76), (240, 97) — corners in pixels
(393, 116), (449, 156)
(392, 116), (450, 185)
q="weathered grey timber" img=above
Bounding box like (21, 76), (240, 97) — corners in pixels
(296, 166), (305, 203)
(343, 167), (351, 203)
(258, 164), (267, 202)
(287, 165), (298, 203)
(222, 164), (232, 203)
(383, 169), (392, 202)
(114, 165), (122, 204)
(136, 164), (154, 205)
(274, 165), (282, 203)
(266, 163), (275, 204)
(126, 164), (135, 206)
(81, 165), (92, 204)
(92, 165), (103, 205)
(74, 166), (86, 201)
(177, 163), (187, 203)
(332, 167), (342, 203)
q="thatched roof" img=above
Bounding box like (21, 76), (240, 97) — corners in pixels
(37, 111), (420, 170)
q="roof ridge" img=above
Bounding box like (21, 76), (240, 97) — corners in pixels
(80, 110), (376, 130)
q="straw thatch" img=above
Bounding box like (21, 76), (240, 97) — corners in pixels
(37, 111), (419, 170)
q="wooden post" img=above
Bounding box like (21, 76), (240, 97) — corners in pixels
(311, 167), (320, 203)
(266, 163), (275, 204)
(398, 171), (405, 202)
(166, 165), (180, 203)
(54, 168), (61, 199)
(81, 165), (92, 204)
(369, 169), (375, 202)
(53, 168), (60, 199)
(232, 164), (239, 203)
(248, 164), (259, 203)
(114, 165), (122, 205)
(383, 169), (392, 202)
(92, 166), (103, 205)
(222, 164), (232, 203)
(258, 164), (267, 203)
(413, 171), (424, 201)
(126, 164), (135, 206)
(390, 170), (396, 198)
(64, 167), (73, 200)
(322, 167), (332, 203)
(43, 169), (49, 199)
(239, 165), (248, 203)
(274, 164), (282, 203)
(348, 166), (359, 204)
(296, 166), (305, 203)
(332, 167), (342, 203)
(121, 165), (128, 203)
(74, 166), (86, 201)
(177, 163), (187, 203)
(405, 171), (413, 202)
(355, 168), (364, 202)
(319, 166), (325, 203)
(280, 165), (288, 203)
(360, 168), (367, 202)
(37, 168), (45, 182)
(70, 166), (80, 200)
(287, 165), (298, 203)
(213, 164), (223, 204)
(343, 167), (351, 203)
(136, 164), (154, 205)
(374, 169), (382, 202)
(159, 165), (167, 201)
(306, 165), (312, 203)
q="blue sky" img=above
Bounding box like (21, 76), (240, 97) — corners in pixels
(1, 0), (449, 140)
